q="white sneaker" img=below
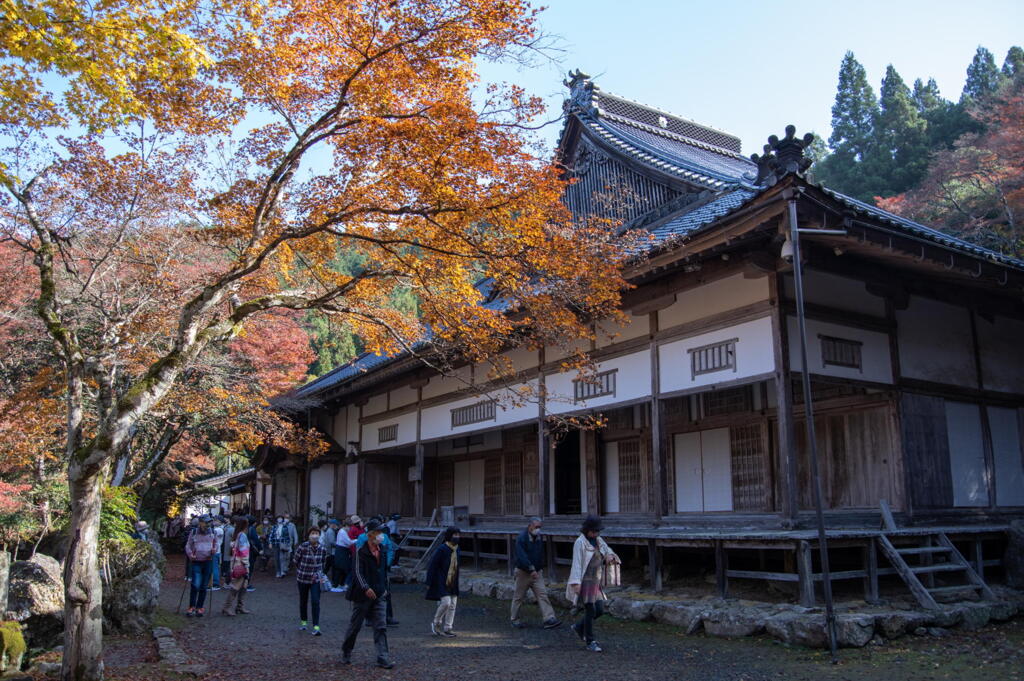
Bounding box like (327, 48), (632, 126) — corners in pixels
(430, 621), (439, 636)
(330, 587), (344, 593)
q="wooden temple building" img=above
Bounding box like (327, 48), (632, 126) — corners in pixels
(254, 72), (1024, 607)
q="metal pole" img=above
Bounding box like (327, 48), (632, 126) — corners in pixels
(788, 197), (839, 662)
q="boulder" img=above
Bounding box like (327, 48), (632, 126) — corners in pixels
(988, 601), (1017, 622)
(765, 612), (874, 649)
(470, 580), (497, 598)
(957, 603), (991, 631)
(1, 621), (27, 673)
(834, 614), (875, 648)
(874, 611), (932, 640)
(4, 555), (64, 650)
(650, 602), (703, 634)
(928, 606), (964, 628)
(606, 599), (653, 622)
(103, 541), (164, 635)
(0, 552), (10, 615)
(494, 583), (515, 601)
(702, 608), (765, 638)
(1005, 520), (1024, 589)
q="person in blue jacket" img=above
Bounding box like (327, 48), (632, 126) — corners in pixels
(424, 526), (461, 637)
(511, 517), (561, 629)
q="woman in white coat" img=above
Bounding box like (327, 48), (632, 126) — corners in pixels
(566, 515), (620, 652)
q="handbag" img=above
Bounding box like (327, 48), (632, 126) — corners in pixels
(230, 561), (247, 580)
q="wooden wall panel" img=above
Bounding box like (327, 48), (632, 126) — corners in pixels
(900, 392), (953, 509)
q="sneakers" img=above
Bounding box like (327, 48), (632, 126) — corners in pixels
(511, 620), (526, 629)
(586, 641), (603, 653)
(376, 659), (394, 669)
(299, 621), (307, 631)
(571, 622), (584, 641)
(186, 607), (195, 618)
(330, 586), (345, 593)
(196, 608), (205, 618)
(430, 621), (440, 636)
(211, 586), (221, 591)
(312, 626), (322, 637)
(543, 618), (562, 629)
(246, 586), (256, 592)
(441, 630), (456, 638)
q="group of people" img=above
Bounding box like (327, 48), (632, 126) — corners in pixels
(181, 511), (622, 668)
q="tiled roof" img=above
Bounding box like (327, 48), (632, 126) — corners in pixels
(648, 189), (761, 249)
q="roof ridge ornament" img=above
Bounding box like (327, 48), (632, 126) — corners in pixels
(750, 125), (815, 186)
(563, 68), (596, 115)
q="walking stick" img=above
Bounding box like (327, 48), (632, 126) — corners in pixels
(175, 580), (188, 614)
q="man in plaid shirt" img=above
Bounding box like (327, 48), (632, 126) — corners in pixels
(292, 527), (328, 635)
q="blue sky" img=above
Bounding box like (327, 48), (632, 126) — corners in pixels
(478, 0), (1023, 154)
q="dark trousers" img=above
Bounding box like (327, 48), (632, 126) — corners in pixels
(342, 598), (389, 661)
(332, 548), (350, 587)
(576, 600), (605, 643)
(298, 581), (321, 626)
(188, 560), (213, 609)
(385, 576), (395, 621)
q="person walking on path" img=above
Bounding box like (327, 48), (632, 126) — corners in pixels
(567, 515), (620, 652)
(511, 517), (561, 630)
(185, 515), (219, 617)
(292, 527), (329, 636)
(221, 517), (253, 616)
(341, 521), (393, 669)
(323, 518), (338, 578)
(220, 518), (235, 588)
(272, 515), (296, 578)
(210, 518), (224, 591)
(425, 526), (461, 637)
(355, 522), (399, 625)
(331, 519), (354, 592)
(244, 515), (263, 592)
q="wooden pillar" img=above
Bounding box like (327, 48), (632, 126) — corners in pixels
(796, 539), (815, 607)
(473, 533), (481, 570)
(414, 386), (424, 520)
(538, 347), (550, 517)
(506, 534), (515, 577)
(864, 540), (879, 604)
(649, 311), (665, 519)
(971, 539), (985, 579)
(647, 539), (662, 592)
(545, 537), (557, 582)
(770, 272), (799, 521)
(714, 540), (728, 599)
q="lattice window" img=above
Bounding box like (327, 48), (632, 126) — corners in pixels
(451, 400), (496, 428)
(436, 461), (454, 507)
(703, 386), (753, 417)
(574, 369), (617, 402)
(617, 440), (644, 513)
(689, 338), (738, 379)
(504, 452), (523, 516)
(603, 405), (634, 431)
(730, 423), (769, 512)
(484, 457), (503, 515)
(377, 424), (398, 443)
(820, 335), (862, 370)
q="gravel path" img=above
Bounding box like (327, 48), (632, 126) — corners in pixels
(146, 556), (1024, 681)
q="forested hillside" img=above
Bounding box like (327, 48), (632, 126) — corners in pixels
(812, 46), (1024, 259)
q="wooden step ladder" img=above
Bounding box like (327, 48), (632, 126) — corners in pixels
(402, 528), (445, 576)
(876, 532), (995, 609)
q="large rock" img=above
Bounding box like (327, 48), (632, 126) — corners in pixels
(0, 552), (10, 614)
(606, 598), (654, 622)
(702, 608), (765, 637)
(765, 612), (874, 649)
(1005, 520), (1024, 588)
(650, 602), (703, 634)
(957, 603), (991, 631)
(103, 540), (164, 635)
(875, 611), (931, 640)
(470, 580), (497, 598)
(4, 555), (64, 650)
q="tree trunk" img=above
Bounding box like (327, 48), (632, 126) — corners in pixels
(62, 459), (107, 681)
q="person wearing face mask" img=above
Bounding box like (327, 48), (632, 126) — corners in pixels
(292, 527), (328, 635)
(567, 515), (621, 653)
(510, 517), (560, 630)
(424, 526), (461, 637)
(341, 521), (393, 669)
(272, 515), (296, 578)
(184, 515), (218, 617)
(255, 517), (272, 572)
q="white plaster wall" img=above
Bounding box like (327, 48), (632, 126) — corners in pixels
(546, 350), (652, 415)
(897, 296), (977, 387)
(659, 316), (775, 394)
(308, 464), (336, 522)
(786, 317), (893, 384)
(545, 338), (590, 363)
(596, 314), (651, 349)
(658, 274), (768, 330)
(345, 464), (358, 515)
(783, 270), (885, 317)
(361, 410), (419, 451)
(422, 367), (473, 400)
(390, 385), (419, 409)
(364, 393), (388, 417)
(420, 380), (538, 441)
(976, 315), (1024, 394)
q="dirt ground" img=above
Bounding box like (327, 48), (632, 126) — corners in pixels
(91, 555), (1024, 681)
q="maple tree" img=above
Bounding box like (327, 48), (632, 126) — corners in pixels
(0, 2), (628, 679)
(878, 76), (1024, 258)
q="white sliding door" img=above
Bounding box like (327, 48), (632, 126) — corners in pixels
(945, 401), (989, 507)
(673, 429), (732, 512)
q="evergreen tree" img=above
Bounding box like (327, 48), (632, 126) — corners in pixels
(827, 51), (878, 160)
(963, 46), (1002, 101)
(912, 78), (943, 113)
(870, 65), (929, 196)
(305, 313), (361, 377)
(1003, 46), (1024, 81)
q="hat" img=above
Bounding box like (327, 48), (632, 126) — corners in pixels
(390, 514), (401, 521)
(135, 520), (148, 530)
(328, 518), (340, 525)
(199, 514), (212, 523)
(580, 515), (603, 534)
(349, 515), (362, 525)
(365, 519), (382, 533)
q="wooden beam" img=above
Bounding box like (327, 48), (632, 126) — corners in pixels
(414, 386), (424, 520)
(649, 312), (665, 519)
(715, 540), (728, 599)
(648, 538), (663, 592)
(796, 540), (815, 607)
(538, 347), (550, 518)
(630, 293), (676, 316)
(770, 273), (798, 521)
(864, 540), (879, 604)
